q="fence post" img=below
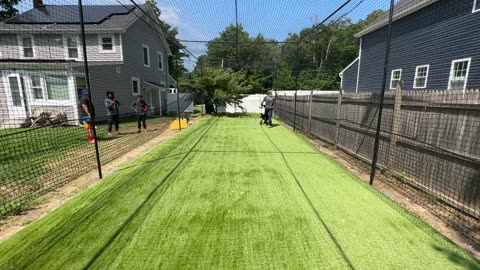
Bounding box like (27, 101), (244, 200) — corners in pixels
(308, 90), (313, 133)
(293, 90), (298, 131)
(284, 93), (287, 121)
(335, 89), (343, 148)
(388, 82), (403, 168)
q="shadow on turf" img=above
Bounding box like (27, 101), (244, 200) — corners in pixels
(433, 245), (480, 269)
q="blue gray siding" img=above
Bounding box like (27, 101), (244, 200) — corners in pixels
(83, 14), (170, 117)
(341, 59), (359, 92)
(355, 0), (480, 91)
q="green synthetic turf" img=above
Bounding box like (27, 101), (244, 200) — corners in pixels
(0, 117), (478, 269)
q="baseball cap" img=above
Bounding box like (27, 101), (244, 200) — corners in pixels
(81, 88), (89, 95)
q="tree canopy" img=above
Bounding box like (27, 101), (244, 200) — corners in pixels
(180, 9), (385, 111)
(0, 0), (21, 21)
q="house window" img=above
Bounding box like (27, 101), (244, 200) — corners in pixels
(448, 58), (471, 91)
(390, 69), (402, 89)
(157, 51), (164, 70)
(8, 76), (22, 106)
(76, 76), (87, 98)
(66, 36), (80, 59)
(474, 0), (480, 12)
(99, 35), (115, 52)
(31, 75), (44, 100)
(414, 65), (429, 89)
(21, 36), (34, 58)
(132, 77), (140, 95)
(143, 45), (150, 67)
(45, 75), (69, 100)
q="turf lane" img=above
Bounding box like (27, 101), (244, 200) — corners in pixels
(0, 117), (478, 269)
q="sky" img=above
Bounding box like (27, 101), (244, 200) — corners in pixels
(18, 0), (393, 69)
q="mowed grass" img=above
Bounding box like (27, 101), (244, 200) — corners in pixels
(0, 117), (478, 269)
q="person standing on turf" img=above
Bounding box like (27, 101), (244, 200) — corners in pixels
(79, 88), (96, 143)
(131, 95), (149, 133)
(105, 91), (121, 136)
(262, 91), (275, 127)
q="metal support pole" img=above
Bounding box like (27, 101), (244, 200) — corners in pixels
(370, 0), (395, 186)
(175, 45), (182, 131)
(79, 0), (102, 179)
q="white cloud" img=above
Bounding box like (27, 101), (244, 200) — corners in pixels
(159, 5), (182, 26)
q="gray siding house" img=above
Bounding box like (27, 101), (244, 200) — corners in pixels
(340, 0), (480, 92)
(0, 3), (174, 127)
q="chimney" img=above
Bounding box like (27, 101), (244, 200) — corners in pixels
(33, 0), (44, 8)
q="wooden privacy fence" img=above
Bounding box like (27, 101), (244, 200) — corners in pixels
(275, 88), (480, 220)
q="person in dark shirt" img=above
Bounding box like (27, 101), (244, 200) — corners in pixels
(131, 95), (149, 133)
(262, 91), (275, 127)
(79, 88), (95, 143)
(104, 91), (121, 136)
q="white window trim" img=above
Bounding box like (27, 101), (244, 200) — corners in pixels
(2, 70), (77, 119)
(98, 34), (116, 53)
(143, 44), (150, 67)
(63, 35), (82, 60)
(448, 58), (471, 91)
(132, 77), (140, 95)
(413, 64), (430, 89)
(390, 69), (402, 90)
(157, 51), (164, 71)
(17, 35), (35, 59)
(473, 0), (480, 13)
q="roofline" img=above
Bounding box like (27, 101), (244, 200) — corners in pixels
(355, 0), (439, 38)
(339, 57), (359, 75)
(4, 6), (135, 26)
(169, 74), (177, 85)
(144, 80), (167, 88)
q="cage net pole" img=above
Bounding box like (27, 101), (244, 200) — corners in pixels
(369, 0), (395, 186)
(78, 0), (102, 179)
(175, 44), (182, 131)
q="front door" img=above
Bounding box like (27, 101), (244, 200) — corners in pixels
(6, 74), (28, 119)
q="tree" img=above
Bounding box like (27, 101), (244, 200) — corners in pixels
(180, 67), (249, 113)
(0, 0), (21, 21)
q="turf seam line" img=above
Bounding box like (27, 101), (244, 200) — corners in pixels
(82, 118), (219, 270)
(192, 150), (320, 154)
(260, 126), (356, 270)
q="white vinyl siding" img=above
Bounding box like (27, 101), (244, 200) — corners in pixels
(143, 44), (150, 67)
(157, 51), (164, 70)
(99, 35), (115, 53)
(448, 58), (471, 91)
(132, 77), (140, 95)
(474, 0), (480, 13)
(390, 69), (402, 90)
(413, 65), (429, 89)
